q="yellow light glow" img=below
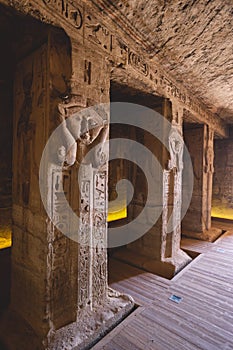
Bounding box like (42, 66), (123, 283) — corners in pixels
(0, 237), (12, 249)
(212, 202), (233, 220)
(0, 208), (12, 249)
(0, 228), (12, 250)
(107, 206), (127, 222)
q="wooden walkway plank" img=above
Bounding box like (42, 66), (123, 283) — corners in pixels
(93, 229), (233, 350)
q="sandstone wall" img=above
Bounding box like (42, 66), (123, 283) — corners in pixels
(182, 126), (204, 232)
(0, 56), (13, 209)
(213, 138), (233, 219)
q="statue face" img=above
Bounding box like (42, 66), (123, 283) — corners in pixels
(66, 142), (77, 166)
(80, 115), (103, 145)
(169, 129), (183, 155)
(172, 139), (182, 153)
(66, 114), (82, 140)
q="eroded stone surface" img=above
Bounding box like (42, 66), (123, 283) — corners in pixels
(182, 124), (215, 235)
(0, 289), (134, 350)
(47, 289), (134, 350)
(100, 0), (233, 121)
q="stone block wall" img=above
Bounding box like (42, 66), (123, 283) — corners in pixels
(182, 124), (214, 234)
(0, 60), (13, 210)
(182, 126), (204, 232)
(212, 138), (233, 219)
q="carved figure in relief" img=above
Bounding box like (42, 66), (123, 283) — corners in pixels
(57, 96), (108, 167)
(17, 72), (35, 204)
(56, 96), (109, 309)
(57, 96), (80, 166)
(205, 128), (214, 173)
(168, 123), (184, 172)
(205, 145), (214, 173)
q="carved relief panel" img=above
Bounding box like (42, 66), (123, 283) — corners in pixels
(50, 166), (77, 328)
(162, 120), (184, 260)
(14, 44), (48, 209)
(92, 169), (108, 305)
(78, 164), (93, 310)
(51, 96), (109, 313)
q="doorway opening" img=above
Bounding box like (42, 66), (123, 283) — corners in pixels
(108, 81), (165, 282)
(212, 137), (233, 221)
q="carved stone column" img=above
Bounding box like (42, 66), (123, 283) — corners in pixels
(0, 28), (133, 350)
(161, 102), (191, 273)
(45, 36), (134, 350)
(182, 124), (222, 241)
(114, 99), (191, 278)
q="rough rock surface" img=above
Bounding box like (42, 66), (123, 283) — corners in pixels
(104, 0), (233, 121)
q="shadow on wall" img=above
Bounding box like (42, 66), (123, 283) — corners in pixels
(0, 340), (7, 350)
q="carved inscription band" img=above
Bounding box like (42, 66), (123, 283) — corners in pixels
(43, 0), (83, 29)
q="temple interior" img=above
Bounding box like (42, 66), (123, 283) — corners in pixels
(0, 1), (233, 349)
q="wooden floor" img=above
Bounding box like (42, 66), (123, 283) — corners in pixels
(92, 222), (233, 350)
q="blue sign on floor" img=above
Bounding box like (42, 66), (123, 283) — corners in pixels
(169, 294), (182, 303)
(216, 248), (225, 253)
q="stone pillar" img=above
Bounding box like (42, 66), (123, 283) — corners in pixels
(114, 99), (191, 278)
(0, 28), (133, 350)
(182, 124), (221, 241)
(160, 101), (191, 274)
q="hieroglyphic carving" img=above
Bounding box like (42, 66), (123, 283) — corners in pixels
(162, 170), (170, 259)
(158, 74), (187, 103)
(113, 37), (149, 76)
(128, 49), (149, 76)
(173, 170), (182, 251)
(84, 60), (92, 85)
(86, 14), (113, 52)
(92, 170), (108, 304)
(43, 0), (83, 29)
(78, 168), (108, 308)
(51, 167), (73, 327)
(113, 38), (128, 65)
(78, 164), (92, 309)
(85, 13), (149, 76)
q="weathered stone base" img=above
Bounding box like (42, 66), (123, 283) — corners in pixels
(113, 248), (191, 279)
(0, 289), (134, 350)
(47, 289), (134, 350)
(182, 227), (223, 242)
